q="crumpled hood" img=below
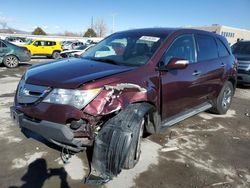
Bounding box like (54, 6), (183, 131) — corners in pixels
(25, 58), (134, 88)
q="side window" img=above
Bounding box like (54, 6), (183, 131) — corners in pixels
(45, 41), (54, 46)
(40, 41), (46, 46)
(217, 39), (230, 57)
(196, 35), (218, 61)
(34, 41), (41, 46)
(163, 35), (195, 64)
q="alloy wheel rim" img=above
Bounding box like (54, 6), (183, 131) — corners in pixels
(6, 56), (18, 67)
(222, 87), (232, 109)
(54, 52), (59, 59)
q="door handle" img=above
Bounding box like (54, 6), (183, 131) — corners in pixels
(192, 70), (202, 76)
(221, 63), (225, 67)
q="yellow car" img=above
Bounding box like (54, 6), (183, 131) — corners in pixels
(24, 40), (62, 59)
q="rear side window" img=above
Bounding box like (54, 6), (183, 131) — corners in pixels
(196, 35), (218, 61)
(163, 35), (196, 63)
(45, 41), (56, 46)
(217, 39), (230, 57)
(45, 41), (50, 46)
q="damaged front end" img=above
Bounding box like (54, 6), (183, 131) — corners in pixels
(11, 80), (156, 184)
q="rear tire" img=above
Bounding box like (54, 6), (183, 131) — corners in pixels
(210, 81), (234, 114)
(3, 55), (19, 68)
(52, 51), (60, 59)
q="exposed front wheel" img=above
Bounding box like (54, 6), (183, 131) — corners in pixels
(86, 103), (153, 184)
(123, 118), (144, 169)
(210, 81), (234, 114)
(3, 55), (19, 68)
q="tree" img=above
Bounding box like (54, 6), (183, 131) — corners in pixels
(83, 28), (97, 37)
(32, 27), (46, 35)
(94, 18), (108, 37)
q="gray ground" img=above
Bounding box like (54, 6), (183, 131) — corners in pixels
(0, 59), (249, 188)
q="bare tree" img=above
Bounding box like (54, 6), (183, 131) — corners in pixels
(94, 18), (108, 37)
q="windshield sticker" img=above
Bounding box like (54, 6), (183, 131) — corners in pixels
(139, 36), (160, 42)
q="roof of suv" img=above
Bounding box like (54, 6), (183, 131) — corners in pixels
(117, 27), (218, 36)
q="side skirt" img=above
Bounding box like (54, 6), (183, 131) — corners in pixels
(159, 102), (212, 132)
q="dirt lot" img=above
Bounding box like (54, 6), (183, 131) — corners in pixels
(0, 59), (249, 188)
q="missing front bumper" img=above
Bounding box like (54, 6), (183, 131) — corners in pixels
(10, 106), (87, 152)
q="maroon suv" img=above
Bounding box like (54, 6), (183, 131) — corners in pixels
(11, 28), (237, 184)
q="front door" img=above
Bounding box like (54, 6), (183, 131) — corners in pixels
(160, 34), (206, 120)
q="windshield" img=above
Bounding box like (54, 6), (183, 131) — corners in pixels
(81, 32), (168, 66)
(232, 42), (250, 55)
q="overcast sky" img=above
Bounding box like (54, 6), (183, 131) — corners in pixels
(0, 0), (250, 34)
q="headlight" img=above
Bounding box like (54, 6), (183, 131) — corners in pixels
(43, 88), (102, 109)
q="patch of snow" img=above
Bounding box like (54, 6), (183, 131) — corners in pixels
(57, 155), (86, 180)
(12, 152), (47, 169)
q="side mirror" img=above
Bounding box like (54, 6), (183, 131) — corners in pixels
(158, 57), (189, 71)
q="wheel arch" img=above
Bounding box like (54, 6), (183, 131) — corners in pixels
(5, 54), (20, 61)
(85, 102), (156, 184)
(228, 77), (236, 94)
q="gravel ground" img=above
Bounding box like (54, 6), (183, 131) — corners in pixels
(0, 59), (249, 188)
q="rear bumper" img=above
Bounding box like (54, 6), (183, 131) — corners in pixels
(10, 106), (87, 152)
(19, 53), (31, 62)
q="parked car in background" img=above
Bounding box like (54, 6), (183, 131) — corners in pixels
(231, 41), (250, 85)
(62, 41), (84, 51)
(0, 39), (31, 68)
(11, 28), (237, 184)
(85, 39), (98, 45)
(5, 37), (29, 45)
(22, 40), (62, 59)
(60, 44), (95, 58)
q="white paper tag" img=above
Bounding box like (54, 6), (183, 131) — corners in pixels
(139, 36), (160, 42)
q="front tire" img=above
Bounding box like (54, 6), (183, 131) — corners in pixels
(210, 81), (234, 114)
(123, 118), (145, 169)
(3, 55), (19, 68)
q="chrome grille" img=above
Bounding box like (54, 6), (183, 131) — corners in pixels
(17, 80), (51, 104)
(238, 61), (250, 71)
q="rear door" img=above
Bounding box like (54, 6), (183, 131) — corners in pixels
(194, 34), (224, 101)
(44, 41), (55, 55)
(160, 34), (207, 119)
(0, 41), (9, 60)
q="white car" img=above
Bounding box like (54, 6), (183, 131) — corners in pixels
(62, 41), (84, 51)
(60, 44), (95, 58)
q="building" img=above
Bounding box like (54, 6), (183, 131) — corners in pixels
(185, 24), (250, 45)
